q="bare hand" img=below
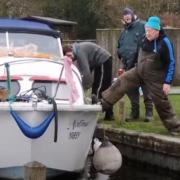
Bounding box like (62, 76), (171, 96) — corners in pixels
(163, 83), (171, 95)
(118, 68), (125, 76)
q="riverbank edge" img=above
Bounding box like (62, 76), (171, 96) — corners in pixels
(96, 125), (180, 172)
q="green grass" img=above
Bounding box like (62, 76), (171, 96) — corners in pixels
(98, 95), (180, 135)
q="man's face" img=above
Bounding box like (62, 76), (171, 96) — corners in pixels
(65, 51), (74, 60)
(145, 27), (159, 41)
(123, 14), (132, 24)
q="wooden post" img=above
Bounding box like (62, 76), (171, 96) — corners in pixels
(24, 161), (46, 180)
(119, 97), (126, 122)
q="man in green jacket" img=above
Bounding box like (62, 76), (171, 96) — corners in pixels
(117, 7), (153, 122)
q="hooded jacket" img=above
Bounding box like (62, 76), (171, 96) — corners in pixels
(117, 18), (145, 70)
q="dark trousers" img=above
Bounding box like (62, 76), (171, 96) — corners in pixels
(92, 57), (113, 118)
(127, 83), (153, 117)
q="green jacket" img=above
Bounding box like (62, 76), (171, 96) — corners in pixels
(117, 19), (145, 70)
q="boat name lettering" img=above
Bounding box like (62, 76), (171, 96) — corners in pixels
(69, 131), (80, 140)
(72, 120), (88, 130)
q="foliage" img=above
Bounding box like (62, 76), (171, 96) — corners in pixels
(0, 0), (179, 38)
(0, 0), (42, 17)
(42, 0), (107, 38)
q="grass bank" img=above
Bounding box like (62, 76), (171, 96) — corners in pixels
(98, 95), (180, 135)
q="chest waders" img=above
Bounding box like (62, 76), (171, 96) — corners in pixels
(102, 49), (180, 132)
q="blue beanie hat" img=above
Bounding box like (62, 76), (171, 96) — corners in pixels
(145, 16), (161, 30)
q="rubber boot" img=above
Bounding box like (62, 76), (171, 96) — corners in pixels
(104, 108), (114, 121)
(144, 108), (153, 122)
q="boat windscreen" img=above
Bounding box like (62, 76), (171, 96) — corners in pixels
(0, 32), (61, 59)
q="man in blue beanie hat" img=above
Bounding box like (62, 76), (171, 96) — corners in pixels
(117, 7), (153, 122)
(101, 16), (180, 135)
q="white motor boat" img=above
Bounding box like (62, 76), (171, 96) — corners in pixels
(0, 19), (101, 179)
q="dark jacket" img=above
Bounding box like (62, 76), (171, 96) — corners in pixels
(117, 19), (145, 70)
(140, 29), (175, 84)
(73, 42), (111, 89)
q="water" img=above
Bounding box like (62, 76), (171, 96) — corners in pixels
(110, 158), (180, 180)
(50, 157), (180, 180)
(0, 157), (179, 180)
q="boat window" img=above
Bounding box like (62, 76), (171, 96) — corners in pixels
(32, 81), (70, 100)
(0, 33), (8, 56)
(0, 32), (62, 59)
(0, 80), (20, 97)
(0, 33), (6, 46)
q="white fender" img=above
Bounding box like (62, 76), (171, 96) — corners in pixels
(93, 140), (122, 175)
